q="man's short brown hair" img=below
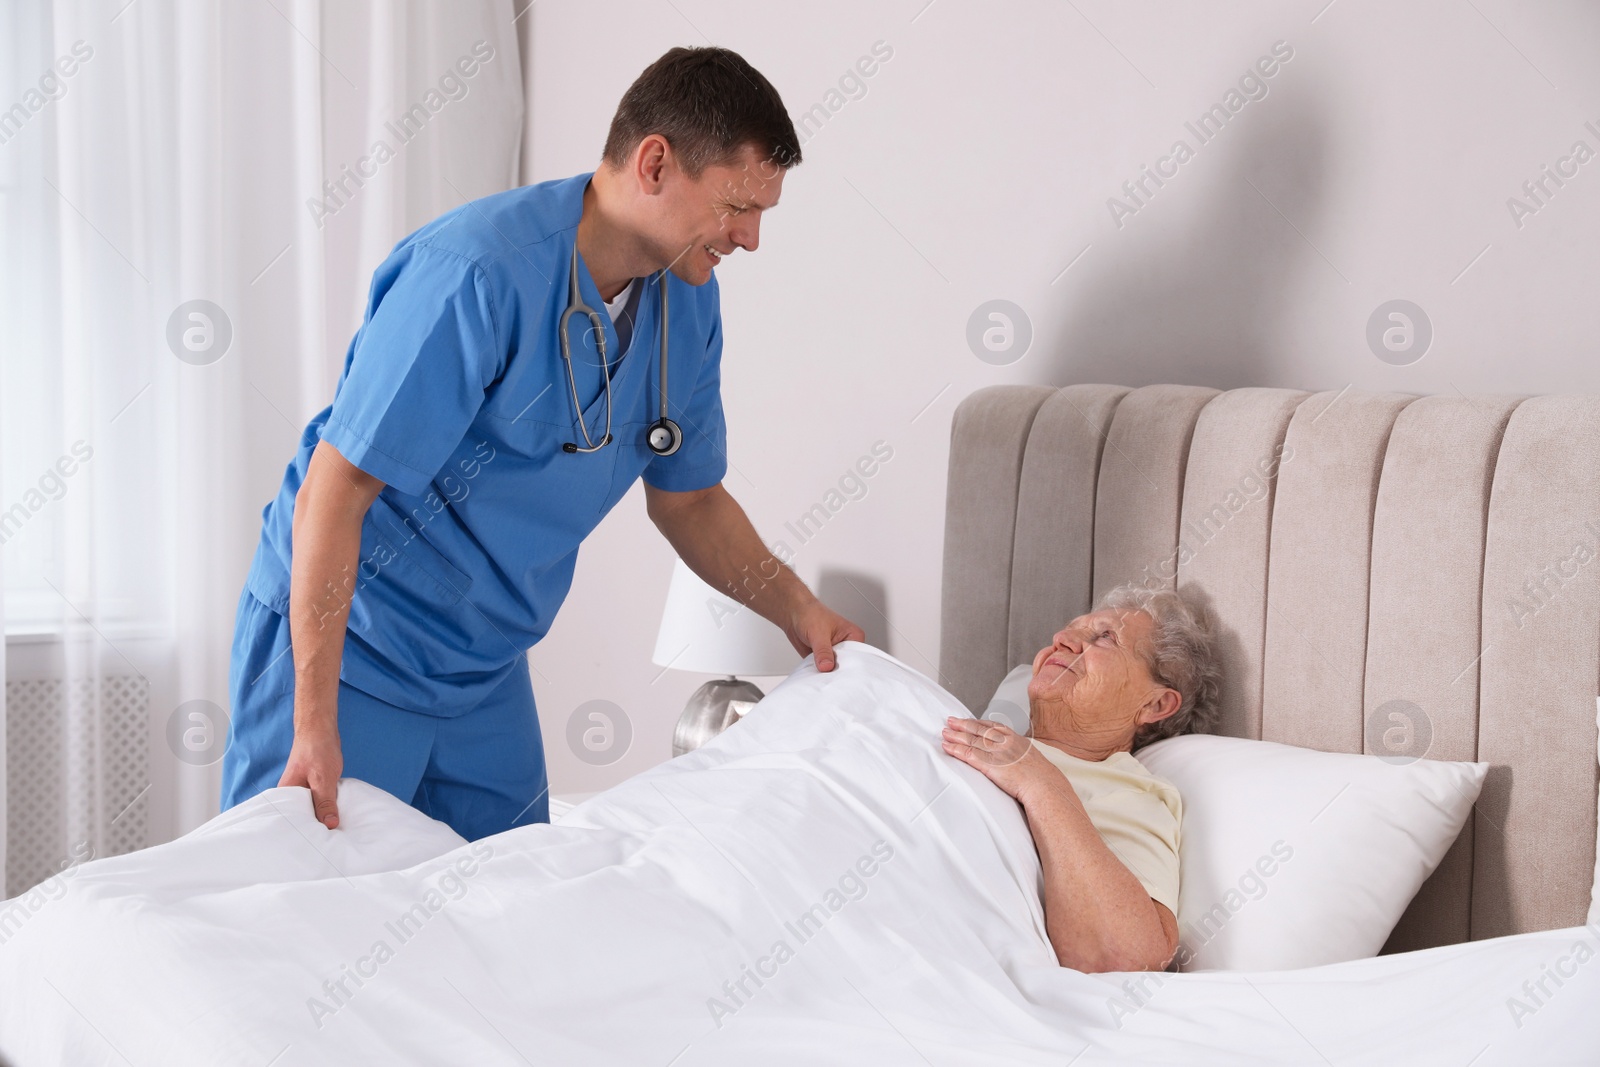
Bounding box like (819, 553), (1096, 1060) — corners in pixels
(602, 47), (802, 177)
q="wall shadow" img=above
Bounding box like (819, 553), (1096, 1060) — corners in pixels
(1045, 90), (1333, 392)
(816, 568), (892, 653)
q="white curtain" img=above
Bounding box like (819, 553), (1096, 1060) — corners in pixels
(0, 0), (526, 896)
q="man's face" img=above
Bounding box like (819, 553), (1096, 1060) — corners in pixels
(1028, 609), (1165, 741)
(648, 142), (785, 286)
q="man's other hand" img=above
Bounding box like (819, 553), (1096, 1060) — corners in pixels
(278, 720), (344, 829)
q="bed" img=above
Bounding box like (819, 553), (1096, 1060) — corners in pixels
(940, 383), (1599, 952)
(1, 384), (1597, 1065)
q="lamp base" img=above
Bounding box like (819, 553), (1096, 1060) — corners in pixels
(672, 677), (765, 757)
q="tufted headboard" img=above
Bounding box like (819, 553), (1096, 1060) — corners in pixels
(939, 384), (1600, 952)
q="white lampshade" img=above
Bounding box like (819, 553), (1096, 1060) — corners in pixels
(651, 558), (800, 676)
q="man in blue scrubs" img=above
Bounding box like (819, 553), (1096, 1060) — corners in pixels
(221, 47), (864, 840)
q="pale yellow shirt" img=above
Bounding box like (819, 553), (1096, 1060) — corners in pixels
(1029, 740), (1183, 915)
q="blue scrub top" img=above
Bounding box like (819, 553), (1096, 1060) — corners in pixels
(245, 172), (729, 715)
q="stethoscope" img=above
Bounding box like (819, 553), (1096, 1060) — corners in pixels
(558, 242), (682, 457)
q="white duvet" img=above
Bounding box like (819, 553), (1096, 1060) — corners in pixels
(2, 643), (1596, 1066)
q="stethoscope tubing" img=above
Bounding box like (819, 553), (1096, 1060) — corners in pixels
(559, 244), (613, 452)
(558, 240), (679, 456)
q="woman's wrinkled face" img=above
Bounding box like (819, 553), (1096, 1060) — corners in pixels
(1028, 608), (1173, 750)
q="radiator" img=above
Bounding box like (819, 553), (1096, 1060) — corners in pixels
(5, 674), (150, 897)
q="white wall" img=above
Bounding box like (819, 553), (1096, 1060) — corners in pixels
(524, 0), (1600, 795)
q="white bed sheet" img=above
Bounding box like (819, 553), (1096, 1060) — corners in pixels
(2, 642), (1596, 1066)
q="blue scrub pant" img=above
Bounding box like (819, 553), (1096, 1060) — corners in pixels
(219, 590), (549, 841)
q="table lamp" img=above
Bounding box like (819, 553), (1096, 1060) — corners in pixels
(652, 557), (799, 756)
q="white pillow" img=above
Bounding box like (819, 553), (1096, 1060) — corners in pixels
(1136, 733), (1487, 972)
(982, 663), (1032, 733)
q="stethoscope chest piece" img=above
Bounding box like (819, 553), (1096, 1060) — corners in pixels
(647, 417), (682, 457)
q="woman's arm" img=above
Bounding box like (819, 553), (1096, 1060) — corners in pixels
(1013, 765), (1178, 971)
(942, 716), (1178, 972)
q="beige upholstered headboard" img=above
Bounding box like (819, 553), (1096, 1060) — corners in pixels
(939, 384), (1600, 951)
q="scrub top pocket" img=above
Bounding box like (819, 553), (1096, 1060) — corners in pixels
(366, 495), (473, 604)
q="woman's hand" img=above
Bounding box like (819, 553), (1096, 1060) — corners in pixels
(941, 716), (1056, 804)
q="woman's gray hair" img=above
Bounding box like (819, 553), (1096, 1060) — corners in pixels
(1095, 583), (1221, 748)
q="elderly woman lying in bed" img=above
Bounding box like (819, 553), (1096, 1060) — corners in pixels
(941, 584), (1219, 975)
